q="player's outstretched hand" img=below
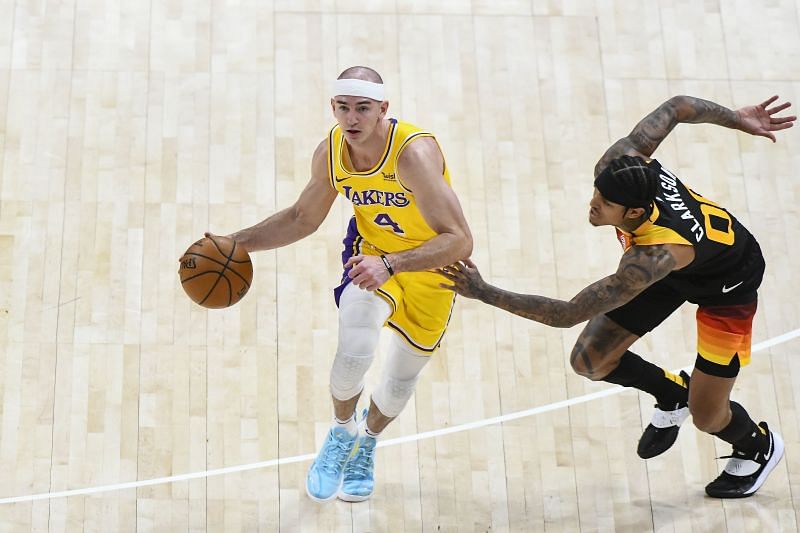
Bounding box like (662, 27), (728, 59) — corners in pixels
(438, 259), (486, 300)
(736, 95), (796, 142)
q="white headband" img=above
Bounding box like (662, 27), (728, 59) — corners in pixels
(331, 79), (386, 101)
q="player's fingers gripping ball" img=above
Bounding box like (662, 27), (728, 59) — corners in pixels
(178, 235), (253, 308)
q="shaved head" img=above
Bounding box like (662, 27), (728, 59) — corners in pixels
(337, 66), (384, 84)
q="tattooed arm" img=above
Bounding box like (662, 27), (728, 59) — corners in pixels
(439, 246), (677, 328)
(594, 95), (795, 177)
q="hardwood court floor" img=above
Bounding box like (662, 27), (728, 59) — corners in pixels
(0, 1), (799, 531)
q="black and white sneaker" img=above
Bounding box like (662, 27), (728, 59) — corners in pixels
(637, 371), (691, 459)
(705, 422), (784, 498)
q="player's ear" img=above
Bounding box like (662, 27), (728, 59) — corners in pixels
(379, 100), (389, 116)
(626, 207), (646, 220)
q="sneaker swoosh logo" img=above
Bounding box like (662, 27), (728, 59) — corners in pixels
(764, 435), (774, 461)
(722, 281), (744, 293)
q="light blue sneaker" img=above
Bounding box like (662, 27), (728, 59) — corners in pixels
(305, 426), (358, 502)
(338, 412), (377, 502)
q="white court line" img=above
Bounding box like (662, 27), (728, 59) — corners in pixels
(2, 327), (798, 505)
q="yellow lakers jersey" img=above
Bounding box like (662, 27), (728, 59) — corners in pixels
(327, 119), (452, 254)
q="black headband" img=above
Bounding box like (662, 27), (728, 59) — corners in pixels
(594, 163), (656, 209)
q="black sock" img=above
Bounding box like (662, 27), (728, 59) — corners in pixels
(602, 350), (689, 408)
(713, 401), (767, 455)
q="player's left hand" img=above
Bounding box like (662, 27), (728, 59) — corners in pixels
(438, 259), (486, 300)
(346, 255), (391, 291)
(736, 95), (796, 142)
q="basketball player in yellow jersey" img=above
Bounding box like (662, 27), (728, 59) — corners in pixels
(222, 66), (473, 502)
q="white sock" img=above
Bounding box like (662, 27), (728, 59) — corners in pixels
(334, 412), (358, 436)
(361, 418), (381, 439)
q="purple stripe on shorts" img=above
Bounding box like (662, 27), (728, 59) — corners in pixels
(333, 217), (360, 306)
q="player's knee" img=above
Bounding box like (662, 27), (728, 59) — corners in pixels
(331, 287), (391, 402)
(338, 325), (380, 356)
(570, 344), (598, 380)
(329, 352), (370, 401)
(372, 375), (419, 418)
(688, 401), (727, 433)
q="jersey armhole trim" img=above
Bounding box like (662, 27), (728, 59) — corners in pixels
(395, 132), (435, 193)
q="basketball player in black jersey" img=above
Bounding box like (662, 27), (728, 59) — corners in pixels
(440, 95), (795, 498)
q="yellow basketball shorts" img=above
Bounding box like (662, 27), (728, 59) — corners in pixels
(334, 218), (455, 354)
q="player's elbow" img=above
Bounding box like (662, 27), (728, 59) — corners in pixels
(460, 231), (474, 259)
(666, 95), (692, 119)
(440, 226), (472, 260)
(667, 94), (691, 105)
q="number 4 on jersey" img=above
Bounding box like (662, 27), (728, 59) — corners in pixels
(374, 213), (404, 234)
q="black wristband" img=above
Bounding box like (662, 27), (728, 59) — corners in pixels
(380, 254), (395, 276)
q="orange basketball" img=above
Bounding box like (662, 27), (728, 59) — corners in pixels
(178, 235), (253, 308)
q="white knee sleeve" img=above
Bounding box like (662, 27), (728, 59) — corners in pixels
(329, 283), (392, 401)
(371, 332), (430, 418)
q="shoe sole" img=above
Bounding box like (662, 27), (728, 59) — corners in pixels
(305, 483), (341, 502)
(337, 490), (371, 502)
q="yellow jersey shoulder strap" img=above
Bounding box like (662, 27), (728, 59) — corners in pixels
(630, 204), (692, 247)
(327, 123), (340, 190)
(390, 120), (445, 192)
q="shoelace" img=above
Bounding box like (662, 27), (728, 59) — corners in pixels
(716, 429), (772, 469)
(344, 442), (376, 479)
(717, 450), (759, 461)
(319, 433), (354, 475)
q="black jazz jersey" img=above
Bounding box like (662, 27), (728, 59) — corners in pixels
(615, 159), (765, 305)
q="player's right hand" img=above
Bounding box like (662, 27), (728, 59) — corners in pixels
(346, 255), (391, 291)
(736, 95), (795, 142)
